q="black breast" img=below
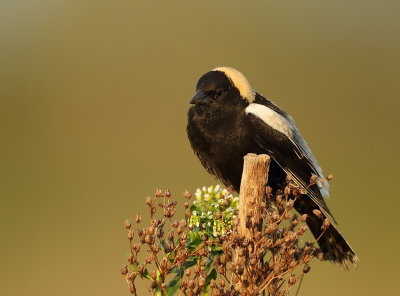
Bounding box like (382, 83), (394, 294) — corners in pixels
(187, 105), (284, 191)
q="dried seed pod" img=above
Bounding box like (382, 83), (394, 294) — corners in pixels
(164, 242), (172, 253)
(150, 205), (156, 216)
(286, 173), (292, 182)
(145, 197), (152, 206)
(284, 186), (291, 196)
(148, 226), (155, 235)
(322, 218), (330, 229)
(121, 264), (128, 275)
(185, 209), (191, 218)
(151, 281), (157, 289)
(188, 279), (196, 288)
(183, 190), (192, 199)
(132, 243), (141, 252)
(165, 189), (171, 198)
(286, 199), (294, 209)
(273, 262), (281, 274)
(312, 209), (323, 219)
(151, 244), (159, 253)
(145, 253), (152, 264)
(276, 195), (282, 204)
(129, 285), (136, 294)
(217, 265), (224, 274)
(136, 265), (144, 275)
(284, 212), (292, 220)
(144, 234), (153, 244)
(161, 283), (166, 291)
(299, 188), (308, 195)
(298, 225), (308, 235)
(124, 219), (131, 229)
(179, 219), (187, 228)
(155, 189), (162, 197)
(127, 230), (134, 240)
(150, 270), (157, 280)
(127, 271), (137, 281)
(198, 276), (206, 287)
(303, 265), (311, 273)
(210, 280), (216, 288)
(310, 174), (318, 184)
(237, 266), (244, 275)
(288, 275), (296, 285)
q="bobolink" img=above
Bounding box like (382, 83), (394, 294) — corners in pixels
(187, 67), (357, 266)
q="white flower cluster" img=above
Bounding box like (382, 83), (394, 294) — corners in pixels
(189, 185), (239, 237)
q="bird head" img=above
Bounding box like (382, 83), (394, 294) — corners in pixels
(190, 67), (256, 112)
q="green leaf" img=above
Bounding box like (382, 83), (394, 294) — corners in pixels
(183, 259), (198, 269)
(187, 231), (203, 250)
(169, 259), (197, 276)
(130, 264), (151, 280)
(166, 273), (181, 295)
(205, 257), (213, 270)
(169, 266), (180, 274)
(205, 268), (217, 287)
(141, 269), (151, 280)
(160, 239), (166, 249)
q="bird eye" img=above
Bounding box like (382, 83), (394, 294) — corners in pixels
(215, 90), (223, 98)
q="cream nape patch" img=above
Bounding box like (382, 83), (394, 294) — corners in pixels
(245, 103), (294, 139)
(213, 67), (256, 103)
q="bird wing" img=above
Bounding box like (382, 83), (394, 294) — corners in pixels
(245, 102), (336, 223)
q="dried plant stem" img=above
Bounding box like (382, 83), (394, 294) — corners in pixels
(294, 273), (305, 296)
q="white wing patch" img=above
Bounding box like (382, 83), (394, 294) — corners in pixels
(246, 103), (330, 198)
(245, 103), (294, 139)
(213, 67), (256, 103)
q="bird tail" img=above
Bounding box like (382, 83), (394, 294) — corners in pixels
(295, 197), (359, 267)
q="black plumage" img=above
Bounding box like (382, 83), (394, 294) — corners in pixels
(187, 67), (358, 266)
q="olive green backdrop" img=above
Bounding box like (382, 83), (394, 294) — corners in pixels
(1, 1), (399, 295)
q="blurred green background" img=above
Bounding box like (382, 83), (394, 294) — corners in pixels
(1, 0), (399, 295)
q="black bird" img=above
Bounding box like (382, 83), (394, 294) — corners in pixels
(187, 67), (358, 266)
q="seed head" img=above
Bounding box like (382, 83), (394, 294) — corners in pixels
(124, 219), (131, 229)
(183, 190), (192, 199)
(312, 209), (323, 219)
(121, 264), (128, 275)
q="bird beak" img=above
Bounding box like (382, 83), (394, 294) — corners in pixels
(190, 90), (209, 105)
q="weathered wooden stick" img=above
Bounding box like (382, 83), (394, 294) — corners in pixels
(234, 153), (270, 295)
(238, 153), (271, 237)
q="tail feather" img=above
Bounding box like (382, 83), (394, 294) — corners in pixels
(294, 196), (358, 267)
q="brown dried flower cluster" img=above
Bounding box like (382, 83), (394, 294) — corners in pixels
(121, 177), (328, 295)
